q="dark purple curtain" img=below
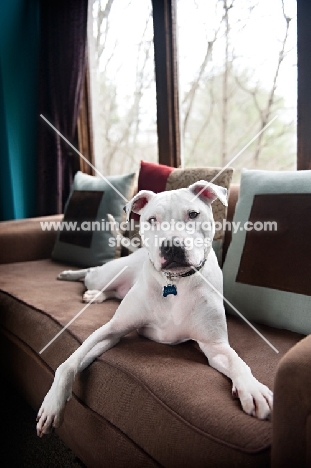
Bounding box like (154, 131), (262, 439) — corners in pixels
(37, 0), (88, 216)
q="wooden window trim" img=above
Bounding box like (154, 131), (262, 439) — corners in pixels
(297, 0), (311, 170)
(77, 57), (95, 175)
(151, 0), (181, 168)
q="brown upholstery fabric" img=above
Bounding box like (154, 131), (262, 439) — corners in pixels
(0, 259), (304, 467)
(0, 332), (160, 468)
(237, 193), (311, 296)
(0, 215), (61, 264)
(272, 334), (311, 468)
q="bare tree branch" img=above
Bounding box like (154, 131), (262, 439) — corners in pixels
(187, 79), (216, 162)
(103, 13), (153, 173)
(182, 4), (223, 140)
(182, 40), (215, 138)
(94, 0), (115, 66)
(252, 0), (292, 163)
(221, 0), (234, 166)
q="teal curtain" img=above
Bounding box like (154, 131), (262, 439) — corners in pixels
(0, 0), (39, 221)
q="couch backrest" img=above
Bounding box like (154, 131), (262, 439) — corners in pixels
(222, 184), (240, 264)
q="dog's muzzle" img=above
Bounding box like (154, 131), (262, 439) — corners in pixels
(160, 237), (188, 268)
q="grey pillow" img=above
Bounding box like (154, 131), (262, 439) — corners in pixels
(52, 171), (136, 267)
(222, 169), (311, 335)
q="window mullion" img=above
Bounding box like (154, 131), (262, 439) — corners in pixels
(152, 0), (181, 168)
(297, 0), (311, 170)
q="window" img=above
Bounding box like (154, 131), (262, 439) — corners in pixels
(87, 0), (157, 176)
(84, 0), (310, 176)
(178, 0), (297, 181)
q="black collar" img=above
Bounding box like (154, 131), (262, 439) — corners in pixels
(162, 258), (207, 280)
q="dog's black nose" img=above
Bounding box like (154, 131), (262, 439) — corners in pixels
(160, 237), (185, 262)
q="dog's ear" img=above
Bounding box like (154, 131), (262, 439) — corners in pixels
(188, 181), (228, 206)
(123, 190), (156, 222)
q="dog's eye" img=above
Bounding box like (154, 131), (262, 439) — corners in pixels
(188, 211), (199, 219)
(148, 216), (157, 224)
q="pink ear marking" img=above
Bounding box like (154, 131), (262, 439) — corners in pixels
(200, 187), (214, 199)
(194, 185), (216, 201)
(133, 196), (149, 212)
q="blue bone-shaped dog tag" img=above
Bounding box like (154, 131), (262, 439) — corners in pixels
(163, 284), (177, 297)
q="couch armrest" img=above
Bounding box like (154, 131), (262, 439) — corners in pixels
(0, 215), (63, 264)
(272, 334), (311, 467)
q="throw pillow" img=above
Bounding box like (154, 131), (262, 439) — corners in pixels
(222, 169), (311, 335)
(52, 171), (137, 267)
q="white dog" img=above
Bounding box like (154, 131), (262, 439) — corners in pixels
(36, 181), (272, 437)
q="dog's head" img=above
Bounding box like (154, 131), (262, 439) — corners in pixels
(124, 181), (228, 274)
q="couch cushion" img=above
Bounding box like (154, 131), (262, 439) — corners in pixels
(0, 259), (303, 467)
(223, 169), (311, 335)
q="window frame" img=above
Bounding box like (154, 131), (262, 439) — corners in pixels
(151, 0), (181, 168)
(78, 55), (95, 175)
(297, 0), (311, 170)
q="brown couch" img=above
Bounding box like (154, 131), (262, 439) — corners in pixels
(0, 185), (310, 468)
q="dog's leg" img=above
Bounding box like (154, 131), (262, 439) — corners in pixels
(198, 341), (273, 419)
(57, 269), (90, 282)
(36, 289), (146, 437)
(36, 322), (119, 436)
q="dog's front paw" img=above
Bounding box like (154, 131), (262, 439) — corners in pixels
(83, 290), (105, 303)
(36, 387), (68, 437)
(232, 377), (273, 420)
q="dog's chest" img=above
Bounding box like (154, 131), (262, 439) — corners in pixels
(138, 320), (189, 344)
(139, 291), (194, 344)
